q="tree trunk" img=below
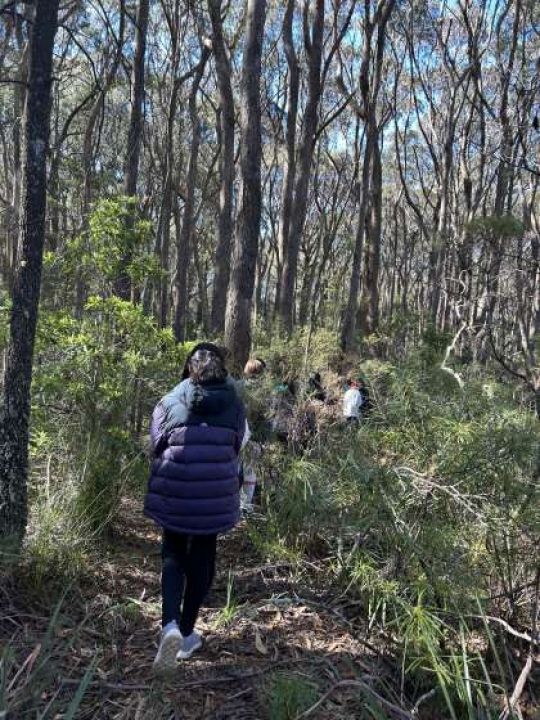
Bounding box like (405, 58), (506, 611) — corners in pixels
(78, 2), (125, 315)
(173, 47), (210, 342)
(142, 1), (180, 322)
(0, 0), (60, 547)
(7, 10), (31, 294)
(298, 246), (318, 327)
(494, 0), (521, 217)
(340, 0), (397, 351)
(363, 137), (382, 334)
(279, 0), (324, 334)
(341, 130), (374, 351)
(224, 0), (266, 372)
(274, 0), (299, 319)
(115, 0), (149, 300)
(209, 0), (235, 335)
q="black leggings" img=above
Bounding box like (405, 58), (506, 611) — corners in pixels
(161, 530), (217, 635)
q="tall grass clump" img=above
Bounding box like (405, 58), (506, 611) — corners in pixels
(0, 599), (97, 718)
(254, 340), (538, 716)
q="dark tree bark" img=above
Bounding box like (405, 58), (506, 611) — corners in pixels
(494, 0), (521, 217)
(81, 2), (126, 221)
(173, 46), (210, 342)
(115, 0), (150, 300)
(209, 0), (235, 335)
(224, 0), (266, 372)
(0, 0), (60, 546)
(141, 0), (189, 323)
(279, 0), (325, 334)
(363, 138), (382, 334)
(341, 128), (373, 350)
(7, 9), (30, 293)
(274, 0), (299, 318)
(124, 0), (150, 199)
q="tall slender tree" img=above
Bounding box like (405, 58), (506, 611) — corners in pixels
(173, 42), (210, 342)
(0, 0), (60, 546)
(115, 0), (149, 300)
(224, 0), (266, 370)
(340, 0), (396, 350)
(279, 0), (325, 334)
(209, 0), (235, 335)
(274, 0), (299, 317)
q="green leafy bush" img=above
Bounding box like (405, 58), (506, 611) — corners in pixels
(30, 297), (190, 533)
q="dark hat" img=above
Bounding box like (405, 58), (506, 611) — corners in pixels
(182, 342), (226, 379)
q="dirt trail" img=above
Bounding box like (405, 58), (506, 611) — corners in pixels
(3, 498), (391, 719)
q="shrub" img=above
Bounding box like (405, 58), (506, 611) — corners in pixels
(31, 298), (190, 536)
(252, 351), (537, 715)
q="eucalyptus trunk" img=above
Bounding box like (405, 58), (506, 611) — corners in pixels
(173, 48), (210, 342)
(275, 0), (299, 318)
(209, 0), (235, 335)
(0, 0), (60, 547)
(115, 0), (149, 301)
(224, 0), (266, 372)
(279, 0), (324, 334)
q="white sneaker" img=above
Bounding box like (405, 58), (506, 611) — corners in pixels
(176, 630), (203, 660)
(153, 622), (182, 673)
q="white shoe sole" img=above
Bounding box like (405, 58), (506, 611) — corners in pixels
(176, 637), (203, 660)
(153, 631), (182, 674)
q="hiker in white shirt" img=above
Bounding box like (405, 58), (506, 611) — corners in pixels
(343, 379), (363, 425)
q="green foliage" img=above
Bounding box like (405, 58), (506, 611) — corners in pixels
(30, 297), (190, 535)
(253, 326), (341, 380)
(61, 196), (157, 294)
(213, 571), (242, 628)
(263, 672), (318, 720)
(417, 324), (453, 368)
(466, 214), (524, 239)
(0, 296), (10, 349)
(262, 455), (342, 554)
(252, 351), (538, 715)
(394, 600), (519, 719)
(25, 483), (93, 588)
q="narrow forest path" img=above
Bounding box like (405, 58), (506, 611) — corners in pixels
(4, 497), (397, 720)
(72, 500), (386, 720)
(0, 499), (399, 720)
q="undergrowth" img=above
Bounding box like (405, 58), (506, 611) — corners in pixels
(0, 598), (97, 719)
(247, 339), (538, 718)
(263, 672), (318, 720)
(2, 324), (537, 717)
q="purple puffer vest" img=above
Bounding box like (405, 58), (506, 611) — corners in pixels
(144, 380), (246, 535)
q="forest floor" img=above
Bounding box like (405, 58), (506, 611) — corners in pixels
(2, 497), (407, 720)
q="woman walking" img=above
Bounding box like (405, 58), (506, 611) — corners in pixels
(144, 343), (248, 672)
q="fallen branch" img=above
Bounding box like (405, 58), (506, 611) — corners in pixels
(499, 566), (540, 720)
(499, 653), (535, 720)
(411, 688), (436, 716)
(481, 616), (533, 644)
(440, 322), (467, 389)
(439, 609), (535, 643)
(393, 466), (487, 522)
